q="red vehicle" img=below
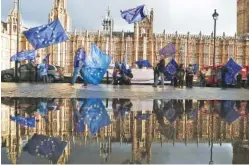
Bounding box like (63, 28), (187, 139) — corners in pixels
(200, 65), (222, 86)
(200, 65), (249, 86)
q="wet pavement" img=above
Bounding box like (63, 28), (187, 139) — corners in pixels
(2, 83), (249, 100)
(1, 97), (249, 164)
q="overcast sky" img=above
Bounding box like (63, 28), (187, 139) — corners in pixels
(1, 0), (237, 36)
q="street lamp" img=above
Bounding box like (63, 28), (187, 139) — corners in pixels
(212, 9), (219, 85)
(15, 0), (20, 82)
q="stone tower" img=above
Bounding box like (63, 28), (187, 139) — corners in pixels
(102, 6), (114, 32)
(7, 0), (22, 35)
(237, 0), (249, 37)
(47, 0), (71, 69)
(49, 0), (71, 32)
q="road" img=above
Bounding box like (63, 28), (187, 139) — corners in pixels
(1, 83), (249, 100)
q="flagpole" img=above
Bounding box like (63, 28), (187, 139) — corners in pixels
(125, 41), (128, 62)
(15, 0), (20, 82)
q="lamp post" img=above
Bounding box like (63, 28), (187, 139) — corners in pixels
(212, 9), (219, 85)
(15, 0), (20, 82)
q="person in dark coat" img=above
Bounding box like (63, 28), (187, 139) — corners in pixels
(236, 73), (242, 88)
(221, 65), (228, 89)
(154, 55), (165, 87)
(186, 64), (194, 88)
(177, 64), (185, 88)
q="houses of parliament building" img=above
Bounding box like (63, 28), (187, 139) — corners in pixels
(1, 0), (249, 74)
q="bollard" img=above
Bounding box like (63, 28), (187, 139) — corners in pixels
(107, 71), (109, 84)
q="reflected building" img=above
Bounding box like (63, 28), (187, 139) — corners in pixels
(1, 98), (249, 164)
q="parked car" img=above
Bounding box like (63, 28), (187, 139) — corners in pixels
(1, 64), (64, 83)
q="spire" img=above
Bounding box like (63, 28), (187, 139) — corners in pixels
(13, 0), (17, 9)
(107, 6), (110, 17)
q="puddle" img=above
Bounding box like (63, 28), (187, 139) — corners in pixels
(1, 97), (249, 164)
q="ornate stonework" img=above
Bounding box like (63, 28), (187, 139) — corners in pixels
(1, 0), (249, 74)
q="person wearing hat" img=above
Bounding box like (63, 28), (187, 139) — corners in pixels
(154, 55), (165, 87)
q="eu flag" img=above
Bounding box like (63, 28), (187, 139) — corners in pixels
(164, 59), (178, 80)
(23, 19), (69, 50)
(10, 50), (36, 62)
(10, 115), (35, 128)
(164, 107), (178, 124)
(82, 99), (111, 136)
(135, 60), (152, 69)
(135, 114), (151, 120)
(159, 43), (176, 57)
(121, 5), (146, 24)
(193, 64), (198, 73)
(220, 100), (240, 124)
(225, 58), (242, 84)
(23, 134), (67, 164)
(121, 60), (128, 74)
(83, 44), (112, 85)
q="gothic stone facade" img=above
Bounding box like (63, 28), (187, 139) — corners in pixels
(1, 0), (249, 75)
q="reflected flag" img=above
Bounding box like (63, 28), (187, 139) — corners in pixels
(135, 60), (152, 69)
(225, 58), (242, 84)
(135, 114), (151, 120)
(164, 108), (178, 124)
(159, 43), (176, 57)
(23, 134), (67, 164)
(121, 5), (146, 24)
(73, 110), (85, 133)
(82, 99), (111, 136)
(10, 50), (36, 62)
(23, 19), (69, 50)
(38, 102), (48, 116)
(83, 44), (112, 85)
(10, 115), (35, 128)
(220, 100), (240, 124)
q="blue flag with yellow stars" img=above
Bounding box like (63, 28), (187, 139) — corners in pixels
(135, 113), (151, 120)
(121, 5), (146, 24)
(23, 134), (67, 164)
(82, 99), (111, 136)
(10, 50), (36, 62)
(23, 19), (69, 50)
(10, 115), (35, 128)
(83, 44), (112, 85)
(225, 58), (242, 84)
(135, 60), (152, 69)
(164, 59), (178, 80)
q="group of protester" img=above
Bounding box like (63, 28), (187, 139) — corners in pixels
(153, 55), (195, 88)
(26, 59), (49, 83)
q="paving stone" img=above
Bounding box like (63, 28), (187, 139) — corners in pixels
(1, 82), (249, 100)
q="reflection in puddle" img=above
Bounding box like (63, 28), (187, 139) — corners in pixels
(1, 98), (249, 164)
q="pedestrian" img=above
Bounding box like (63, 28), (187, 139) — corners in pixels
(186, 64), (194, 88)
(221, 65), (228, 89)
(246, 72), (249, 88)
(37, 59), (48, 83)
(154, 55), (165, 88)
(177, 64), (185, 88)
(199, 70), (206, 87)
(26, 60), (36, 83)
(71, 48), (87, 87)
(236, 73), (242, 88)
